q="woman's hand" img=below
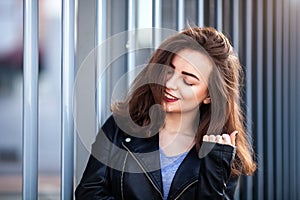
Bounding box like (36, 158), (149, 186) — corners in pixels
(203, 131), (238, 147)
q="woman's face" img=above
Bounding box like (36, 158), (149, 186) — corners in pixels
(162, 49), (213, 115)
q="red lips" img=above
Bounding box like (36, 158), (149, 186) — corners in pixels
(164, 91), (179, 102)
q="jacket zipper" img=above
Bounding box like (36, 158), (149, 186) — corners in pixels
(174, 180), (198, 200)
(122, 142), (163, 199)
(121, 152), (129, 200)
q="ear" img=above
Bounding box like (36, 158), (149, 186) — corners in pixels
(203, 96), (211, 104)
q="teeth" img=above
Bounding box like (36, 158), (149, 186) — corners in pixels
(165, 93), (177, 100)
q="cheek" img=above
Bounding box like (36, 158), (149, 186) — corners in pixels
(181, 87), (196, 99)
(193, 87), (208, 103)
(181, 86), (206, 101)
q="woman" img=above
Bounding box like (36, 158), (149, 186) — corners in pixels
(75, 27), (256, 199)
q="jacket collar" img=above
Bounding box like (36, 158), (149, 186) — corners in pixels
(122, 133), (201, 198)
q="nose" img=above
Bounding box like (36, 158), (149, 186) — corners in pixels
(166, 73), (178, 90)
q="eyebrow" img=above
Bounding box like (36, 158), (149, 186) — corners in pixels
(170, 63), (200, 81)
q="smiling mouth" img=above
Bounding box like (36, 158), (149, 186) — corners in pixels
(164, 92), (179, 102)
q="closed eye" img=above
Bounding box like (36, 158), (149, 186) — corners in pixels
(183, 79), (194, 86)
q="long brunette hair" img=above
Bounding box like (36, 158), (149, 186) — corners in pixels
(112, 27), (256, 175)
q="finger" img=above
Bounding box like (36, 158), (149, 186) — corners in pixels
(209, 135), (215, 142)
(216, 135), (222, 143)
(203, 135), (209, 142)
(222, 134), (231, 145)
(230, 131), (238, 146)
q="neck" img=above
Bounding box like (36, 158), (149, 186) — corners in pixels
(162, 111), (199, 136)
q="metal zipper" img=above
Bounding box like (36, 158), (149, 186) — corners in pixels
(174, 180), (198, 200)
(122, 142), (163, 199)
(121, 152), (129, 200)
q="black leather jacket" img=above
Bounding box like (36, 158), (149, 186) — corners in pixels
(75, 116), (239, 200)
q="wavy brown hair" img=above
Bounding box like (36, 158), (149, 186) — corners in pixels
(112, 27), (256, 176)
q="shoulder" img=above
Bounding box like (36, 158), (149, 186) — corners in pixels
(101, 115), (118, 135)
(100, 114), (129, 139)
(92, 115), (126, 150)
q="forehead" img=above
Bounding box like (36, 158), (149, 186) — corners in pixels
(172, 49), (213, 80)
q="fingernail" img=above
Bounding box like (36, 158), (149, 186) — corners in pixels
(234, 131), (238, 136)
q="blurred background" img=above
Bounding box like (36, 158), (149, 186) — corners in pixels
(0, 0), (61, 199)
(0, 0), (299, 199)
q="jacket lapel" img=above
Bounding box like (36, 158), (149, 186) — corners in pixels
(122, 134), (164, 196)
(167, 146), (201, 199)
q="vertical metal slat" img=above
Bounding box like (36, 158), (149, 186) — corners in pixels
(266, 0), (274, 199)
(244, 0), (253, 199)
(275, 0), (283, 199)
(216, 0), (222, 31)
(177, 0), (185, 31)
(61, 0), (75, 199)
(232, 0), (239, 50)
(152, 0), (162, 49)
(289, 0), (297, 198)
(22, 0), (39, 199)
(297, 1), (300, 196)
(282, 0), (290, 197)
(255, 0), (264, 198)
(127, 0), (136, 86)
(96, 0), (107, 127)
(197, 0), (204, 27)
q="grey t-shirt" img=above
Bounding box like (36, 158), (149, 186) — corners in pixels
(160, 149), (188, 200)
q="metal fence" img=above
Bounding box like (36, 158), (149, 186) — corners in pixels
(22, 0), (76, 199)
(22, 0), (300, 199)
